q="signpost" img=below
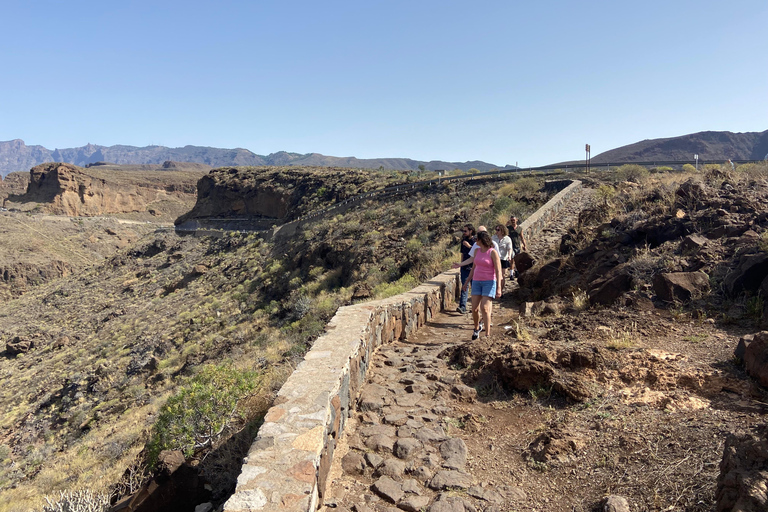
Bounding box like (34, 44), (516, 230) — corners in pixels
(694, 154), (699, 171)
(585, 144), (591, 173)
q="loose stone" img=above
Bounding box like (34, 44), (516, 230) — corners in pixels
(384, 413), (409, 426)
(394, 438), (423, 460)
(451, 384), (477, 402)
(603, 495), (631, 512)
(366, 452), (384, 468)
(415, 428), (448, 443)
(398, 495), (430, 512)
(440, 438), (467, 469)
(375, 458), (406, 479)
(428, 494), (477, 512)
(342, 452), (367, 475)
(409, 465), (433, 483)
(467, 486), (503, 503)
(372, 476), (405, 504)
(405, 419), (423, 429)
(428, 470), (473, 491)
(365, 434), (395, 453)
(400, 478), (422, 495)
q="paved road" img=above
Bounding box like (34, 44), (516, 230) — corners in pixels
(320, 187), (595, 512)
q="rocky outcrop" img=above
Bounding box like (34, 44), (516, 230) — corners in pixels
(176, 166), (388, 225)
(8, 162), (199, 217)
(0, 171), (29, 206)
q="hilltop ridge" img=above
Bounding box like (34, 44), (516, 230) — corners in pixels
(590, 129), (768, 163)
(0, 139), (513, 177)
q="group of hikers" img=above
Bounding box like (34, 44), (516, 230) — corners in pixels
(452, 215), (527, 341)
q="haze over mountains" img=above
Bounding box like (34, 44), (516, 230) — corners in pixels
(0, 139), (513, 178)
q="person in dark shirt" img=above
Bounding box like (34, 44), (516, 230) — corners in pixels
(507, 216), (527, 278)
(456, 224), (476, 313)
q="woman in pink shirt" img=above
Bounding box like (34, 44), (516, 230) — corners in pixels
(461, 230), (502, 340)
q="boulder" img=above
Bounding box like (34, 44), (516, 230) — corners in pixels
(588, 272), (632, 306)
(676, 179), (708, 200)
(735, 334), (755, 362)
(513, 252), (535, 274)
(744, 332), (768, 387)
(5, 335), (34, 355)
(680, 234), (708, 253)
(724, 253), (768, 297)
(533, 260), (562, 288)
(716, 426), (768, 512)
(652, 272), (710, 303)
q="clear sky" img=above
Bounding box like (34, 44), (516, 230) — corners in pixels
(1, 0), (766, 167)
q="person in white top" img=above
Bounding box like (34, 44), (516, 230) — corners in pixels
(492, 224), (513, 290)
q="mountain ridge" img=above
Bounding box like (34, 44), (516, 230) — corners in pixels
(0, 139), (514, 177)
(589, 129), (768, 164)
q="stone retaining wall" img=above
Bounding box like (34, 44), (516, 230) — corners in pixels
(224, 179), (581, 512)
(519, 179), (582, 242)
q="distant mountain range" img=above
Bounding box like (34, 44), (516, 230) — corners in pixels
(0, 139), (514, 178)
(590, 129), (768, 164)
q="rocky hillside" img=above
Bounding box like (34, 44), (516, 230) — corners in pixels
(0, 139), (512, 177)
(591, 129), (768, 163)
(0, 172), (29, 205)
(0, 167), (547, 511)
(6, 162), (204, 221)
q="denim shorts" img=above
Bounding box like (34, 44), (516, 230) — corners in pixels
(471, 280), (496, 297)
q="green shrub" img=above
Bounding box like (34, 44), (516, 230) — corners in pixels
(514, 177), (540, 198)
(682, 163), (697, 174)
(147, 364), (260, 465)
(615, 164), (649, 183)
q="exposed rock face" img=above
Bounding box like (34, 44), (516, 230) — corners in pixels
(1, 260), (74, 297)
(9, 162), (199, 217)
(716, 425), (768, 512)
(0, 171), (29, 205)
(176, 166), (386, 225)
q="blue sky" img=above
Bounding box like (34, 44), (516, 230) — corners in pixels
(1, 0), (766, 166)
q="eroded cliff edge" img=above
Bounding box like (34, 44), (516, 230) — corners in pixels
(8, 162), (202, 219)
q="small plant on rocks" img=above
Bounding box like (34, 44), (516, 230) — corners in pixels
(41, 489), (110, 512)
